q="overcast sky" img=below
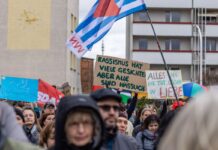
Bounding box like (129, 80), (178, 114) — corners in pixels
(79, 0), (126, 59)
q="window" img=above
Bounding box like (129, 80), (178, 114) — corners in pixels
(166, 11), (181, 22)
(139, 39), (148, 50)
(71, 14), (77, 32)
(206, 16), (217, 23)
(133, 11), (148, 21)
(165, 39), (180, 50)
(166, 11), (171, 22)
(138, 12), (148, 21)
(165, 40), (170, 50)
(206, 39), (217, 51)
(210, 67), (216, 71)
(201, 16), (218, 23)
(70, 52), (77, 71)
(171, 67), (180, 70)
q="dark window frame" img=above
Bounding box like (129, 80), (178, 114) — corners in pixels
(165, 39), (181, 50)
(165, 11), (181, 22)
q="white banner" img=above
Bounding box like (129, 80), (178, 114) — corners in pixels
(146, 70), (184, 99)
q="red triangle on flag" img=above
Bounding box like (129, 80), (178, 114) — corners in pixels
(94, 0), (120, 17)
(92, 85), (104, 91)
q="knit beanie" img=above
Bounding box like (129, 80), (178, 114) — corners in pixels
(119, 111), (128, 119)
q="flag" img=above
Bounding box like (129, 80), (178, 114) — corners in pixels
(38, 79), (64, 106)
(120, 91), (132, 104)
(66, 0), (147, 58)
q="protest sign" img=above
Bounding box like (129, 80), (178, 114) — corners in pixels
(146, 70), (184, 99)
(93, 55), (149, 93)
(0, 76), (38, 102)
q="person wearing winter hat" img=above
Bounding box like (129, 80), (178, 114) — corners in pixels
(52, 95), (104, 150)
(117, 111), (128, 134)
(90, 88), (137, 150)
(43, 102), (56, 114)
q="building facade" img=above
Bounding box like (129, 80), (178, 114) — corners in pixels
(0, 0), (81, 93)
(126, 0), (218, 84)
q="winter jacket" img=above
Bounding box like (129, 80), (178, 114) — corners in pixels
(136, 130), (157, 150)
(1, 137), (44, 150)
(100, 132), (137, 150)
(133, 124), (142, 137)
(53, 95), (104, 150)
(0, 102), (28, 142)
(23, 124), (40, 144)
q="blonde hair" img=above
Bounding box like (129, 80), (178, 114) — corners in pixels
(158, 91), (218, 150)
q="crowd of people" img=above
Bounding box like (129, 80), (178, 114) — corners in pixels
(0, 88), (217, 150)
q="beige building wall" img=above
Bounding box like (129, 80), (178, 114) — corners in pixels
(0, 0), (80, 92)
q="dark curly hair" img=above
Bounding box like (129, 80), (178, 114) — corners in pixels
(142, 114), (160, 131)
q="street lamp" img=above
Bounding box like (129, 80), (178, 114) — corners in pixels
(194, 25), (203, 85)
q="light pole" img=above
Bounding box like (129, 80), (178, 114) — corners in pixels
(101, 40), (104, 56)
(194, 25), (203, 85)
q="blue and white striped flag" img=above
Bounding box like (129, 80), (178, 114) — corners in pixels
(67, 0), (147, 58)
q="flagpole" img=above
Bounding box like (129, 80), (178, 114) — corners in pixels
(145, 10), (179, 101)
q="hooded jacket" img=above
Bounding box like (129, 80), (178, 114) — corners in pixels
(53, 95), (104, 150)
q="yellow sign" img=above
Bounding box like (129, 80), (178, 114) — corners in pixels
(7, 0), (51, 50)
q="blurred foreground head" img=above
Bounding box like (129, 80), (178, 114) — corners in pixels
(54, 95), (104, 150)
(158, 91), (218, 150)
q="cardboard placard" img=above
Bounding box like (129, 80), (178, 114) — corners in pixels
(94, 55), (150, 92)
(146, 70), (184, 99)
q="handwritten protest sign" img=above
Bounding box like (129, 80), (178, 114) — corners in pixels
(94, 55), (150, 93)
(146, 70), (184, 99)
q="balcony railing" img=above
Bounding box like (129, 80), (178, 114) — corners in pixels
(133, 49), (218, 53)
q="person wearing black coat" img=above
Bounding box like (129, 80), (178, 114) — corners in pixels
(52, 95), (104, 150)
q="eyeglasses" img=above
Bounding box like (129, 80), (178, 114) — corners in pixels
(98, 105), (120, 112)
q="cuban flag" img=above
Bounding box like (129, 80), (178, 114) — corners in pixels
(67, 0), (147, 58)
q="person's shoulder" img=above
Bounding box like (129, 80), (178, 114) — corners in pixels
(136, 131), (143, 138)
(114, 133), (137, 150)
(5, 138), (45, 150)
(117, 133), (137, 144)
